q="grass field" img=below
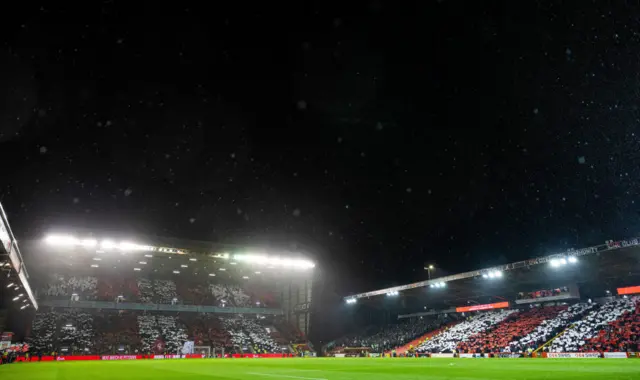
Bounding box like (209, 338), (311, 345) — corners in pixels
(0, 358), (638, 380)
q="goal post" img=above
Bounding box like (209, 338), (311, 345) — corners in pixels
(194, 346), (211, 357)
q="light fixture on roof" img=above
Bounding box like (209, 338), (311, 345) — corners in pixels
(181, 264), (188, 268)
(242, 276), (249, 279)
(346, 298), (357, 304)
(91, 264), (99, 268)
(81, 239), (97, 247)
(93, 257), (102, 261)
(255, 271), (261, 274)
(20, 305), (28, 310)
(230, 262), (237, 265)
(71, 293), (78, 297)
(134, 268), (141, 271)
(189, 258), (197, 261)
(219, 268), (226, 271)
(173, 270), (180, 274)
(568, 256), (578, 264)
(6, 283), (14, 288)
(139, 261), (147, 265)
(386, 291), (399, 297)
(144, 254), (153, 258)
(209, 273), (216, 277)
(12, 296), (20, 301)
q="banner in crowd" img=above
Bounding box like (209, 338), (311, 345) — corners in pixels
(603, 352), (628, 359)
(181, 341), (195, 355)
(102, 355), (137, 360)
(334, 354), (346, 358)
(455, 302), (509, 313)
(459, 354), (478, 358)
(546, 352), (601, 358)
(430, 353), (455, 358)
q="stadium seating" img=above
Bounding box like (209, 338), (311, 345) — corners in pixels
(222, 317), (280, 353)
(511, 302), (596, 350)
(457, 306), (566, 353)
(550, 297), (637, 352)
(417, 309), (517, 353)
(28, 311), (58, 352)
(581, 297), (640, 352)
(40, 273), (273, 308)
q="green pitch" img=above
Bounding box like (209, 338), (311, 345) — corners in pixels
(0, 358), (638, 379)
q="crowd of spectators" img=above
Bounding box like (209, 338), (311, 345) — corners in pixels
(458, 306), (566, 353)
(26, 310), (290, 355)
(328, 317), (447, 353)
(222, 317), (280, 353)
(417, 309), (517, 353)
(40, 274), (270, 308)
(511, 302), (595, 350)
(517, 287), (569, 300)
(581, 297), (640, 352)
(551, 297), (637, 352)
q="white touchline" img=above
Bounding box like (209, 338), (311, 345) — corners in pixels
(246, 372), (328, 380)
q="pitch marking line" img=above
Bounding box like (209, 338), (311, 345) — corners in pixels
(246, 372), (328, 380)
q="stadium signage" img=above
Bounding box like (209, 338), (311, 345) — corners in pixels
(431, 353), (455, 358)
(603, 352), (628, 359)
(494, 353), (521, 358)
(455, 302), (509, 313)
(102, 355), (137, 360)
(617, 286), (640, 295)
(546, 352), (601, 358)
(459, 353), (487, 358)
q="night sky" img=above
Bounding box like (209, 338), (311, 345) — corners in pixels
(2, 2), (640, 298)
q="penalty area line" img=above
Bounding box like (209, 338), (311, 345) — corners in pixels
(246, 372), (328, 380)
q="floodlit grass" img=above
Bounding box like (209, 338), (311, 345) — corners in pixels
(0, 357), (638, 380)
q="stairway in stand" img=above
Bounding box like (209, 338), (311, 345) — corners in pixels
(394, 322), (460, 355)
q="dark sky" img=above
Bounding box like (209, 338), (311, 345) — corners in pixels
(1, 1), (640, 296)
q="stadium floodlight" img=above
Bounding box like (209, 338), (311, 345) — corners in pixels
(93, 257), (101, 261)
(81, 239), (97, 247)
(6, 283), (14, 288)
(173, 270), (180, 274)
(71, 293), (78, 297)
(219, 268), (226, 271)
(144, 254), (153, 258)
(181, 264), (188, 268)
(90, 264), (99, 268)
(559, 258), (567, 265)
(386, 291), (399, 296)
(255, 271), (261, 274)
(493, 271), (503, 278)
(20, 305), (28, 310)
(189, 258), (197, 261)
(12, 296), (20, 301)
(134, 268), (141, 271)
(488, 272), (495, 278)
(482, 274), (488, 279)
(45, 234), (79, 246)
(139, 261), (147, 265)
(242, 276), (249, 279)
(429, 284), (435, 288)
(550, 259), (561, 267)
(568, 256), (578, 263)
(101, 240), (117, 249)
(346, 298), (357, 304)
(209, 273), (216, 277)
(230, 262), (237, 265)
(439, 282), (446, 287)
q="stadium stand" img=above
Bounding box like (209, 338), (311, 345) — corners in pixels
(457, 306), (566, 353)
(417, 309), (517, 353)
(222, 317), (279, 353)
(328, 318), (447, 353)
(517, 287), (569, 300)
(550, 297), (638, 352)
(510, 302), (596, 350)
(581, 297), (640, 352)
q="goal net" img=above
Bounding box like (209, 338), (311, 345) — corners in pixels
(194, 346), (211, 357)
